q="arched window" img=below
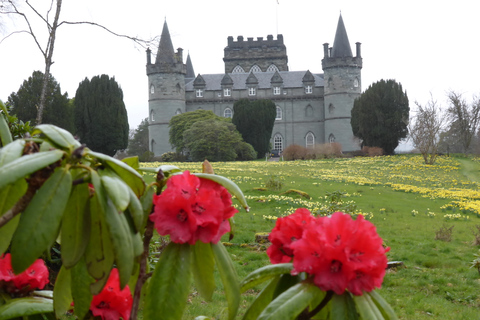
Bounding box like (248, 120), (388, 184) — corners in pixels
(274, 134), (283, 151)
(224, 108), (233, 118)
(150, 109), (154, 122)
(329, 134), (335, 143)
(250, 65), (262, 73)
(275, 106), (282, 120)
(328, 77), (333, 88)
(329, 103), (335, 114)
(266, 64), (279, 72)
(305, 105), (313, 117)
(354, 77), (359, 88)
(306, 132), (315, 148)
(150, 139), (156, 152)
(232, 65), (245, 73)
(175, 109), (182, 115)
(150, 84), (155, 94)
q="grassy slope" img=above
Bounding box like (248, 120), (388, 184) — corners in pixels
(142, 155), (480, 320)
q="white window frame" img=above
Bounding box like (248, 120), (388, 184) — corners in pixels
(275, 106), (282, 120)
(150, 109), (154, 121)
(274, 134), (283, 151)
(223, 88), (231, 97)
(250, 65), (262, 73)
(305, 85), (313, 94)
(224, 108), (233, 118)
(306, 132), (315, 148)
(248, 87), (256, 96)
(150, 84), (155, 94)
(266, 64), (279, 72)
(232, 65), (245, 73)
(329, 134), (335, 143)
(196, 89), (204, 97)
(273, 86), (281, 95)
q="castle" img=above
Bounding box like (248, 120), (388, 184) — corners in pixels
(146, 15), (362, 157)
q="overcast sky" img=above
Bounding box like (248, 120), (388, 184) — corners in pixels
(1, 0), (479, 147)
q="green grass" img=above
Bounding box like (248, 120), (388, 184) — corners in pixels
(140, 155), (480, 319)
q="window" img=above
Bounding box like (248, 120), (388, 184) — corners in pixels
(150, 84), (155, 94)
(150, 109), (154, 121)
(329, 103), (334, 114)
(250, 65), (262, 73)
(273, 86), (281, 95)
(232, 65), (245, 73)
(354, 78), (359, 88)
(274, 134), (283, 151)
(175, 109), (182, 115)
(248, 87), (256, 96)
(305, 85), (313, 94)
(305, 105), (313, 117)
(224, 108), (233, 118)
(223, 88), (231, 97)
(306, 132), (315, 148)
(329, 134), (335, 143)
(275, 106), (282, 120)
(150, 139), (156, 152)
(196, 89), (203, 97)
(266, 64), (279, 72)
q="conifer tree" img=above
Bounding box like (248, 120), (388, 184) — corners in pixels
(232, 99), (276, 158)
(74, 75), (129, 156)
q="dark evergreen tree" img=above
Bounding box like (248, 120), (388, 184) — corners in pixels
(232, 99), (276, 158)
(7, 70), (74, 132)
(74, 75), (129, 156)
(127, 118), (151, 161)
(351, 79), (409, 154)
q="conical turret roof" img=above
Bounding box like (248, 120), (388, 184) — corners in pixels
(186, 53), (195, 78)
(156, 20), (176, 64)
(331, 14), (353, 58)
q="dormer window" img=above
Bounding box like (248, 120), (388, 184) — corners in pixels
(224, 88), (231, 97)
(273, 86), (281, 95)
(248, 87), (256, 96)
(196, 89), (204, 97)
(305, 85), (313, 94)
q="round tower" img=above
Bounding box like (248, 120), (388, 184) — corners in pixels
(146, 20), (186, 157)
(322, 15), (362, 152)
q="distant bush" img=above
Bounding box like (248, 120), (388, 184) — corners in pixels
(362, 146), (384, 157)
(265, 175), (284, 191)
(235, 142), (257, 161)
(160, 151), (186, 162)
(284, 143), (343, 160)
(283, 144), (307, 161)
(313, 142), (343, 158)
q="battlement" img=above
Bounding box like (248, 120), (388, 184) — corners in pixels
(226, 34), (285, 49)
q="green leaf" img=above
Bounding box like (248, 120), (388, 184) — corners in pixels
(144, 242), (192, 320)
(352, 294), (381, 320)
(193, 173), (249, 212)
(103, 199), (134, 288)
(140, 185), (155, 229)
(367, 290), (398, 320)
(243, 276), (280, 320)
(0, 112), (12, 146)
(138, 164), (181, 177)
(272, 273), (302, 300)
(61, 183), (91, 268)
(126, 187), (144, 233)
(100, 173), (130, 212)
(240, 263), (293, 293)
(71, 258), (94, 320)
(85, 191), (114, 281)
(53, 266), (73, 319)
(86, 149), (145, 197)
(121, 156), (140, 169)
(0, 149), (65, 190)
(211, 242), (240, 320)
(0, 179), (27, 255)
(33, 124), (80, 151)
(0, 297), (53, 319)
(11, 167), (72, 273)
(331, 292), (359, 320)
(257, 282), (322, 320)
(192, 241), (216, 301)
(0, 139), (25, 166)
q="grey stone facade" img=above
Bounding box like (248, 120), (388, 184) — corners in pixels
(147, 15), (362, 157)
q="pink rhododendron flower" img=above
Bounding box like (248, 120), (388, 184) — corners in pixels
(0, 253), (49, 293)
(150, 171), (239, 244)
(90, 268), (133, 320)
(266, 208), (316, 264)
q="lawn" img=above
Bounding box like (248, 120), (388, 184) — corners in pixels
(140, 155), (480, 319)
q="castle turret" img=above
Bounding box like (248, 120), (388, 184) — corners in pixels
(147, 20), (186, 156)
(322, 14), (362, 152)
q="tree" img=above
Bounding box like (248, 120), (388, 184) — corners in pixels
(74, 74), (128, 156)
(169, 110), (226, 153)
(127, 118), (151, 161)
(7, 70), (74, 132)
(445, 91), (480, 154)
(1, 0), (152, 124)
(232, 99), (276, 158)
(409, 97), (447, 165)
(351, 79), (409, 154)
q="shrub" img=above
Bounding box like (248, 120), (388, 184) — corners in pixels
(265, 175), (284, 191)
(283, 144), (307, 160)
(362, 146), (384, 157)
(435, 224), (454, 242)
(314, 143), (343, 158)
(160, 151), (186, 162)
(235, 141), (257, 161)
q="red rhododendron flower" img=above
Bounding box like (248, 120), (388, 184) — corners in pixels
(150, 171), (239, 244)
(0, 253), (49, 294)
(266, 208), (316, 264)
(290, 212), (389, 295)
(90, 268), (133, 320)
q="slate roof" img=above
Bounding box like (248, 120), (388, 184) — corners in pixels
(185, 71), (324, 91)
(156, 21), (176, 64)
(331, 14), (353, 58)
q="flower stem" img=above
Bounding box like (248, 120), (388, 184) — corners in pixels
(299, 290), (334, 319)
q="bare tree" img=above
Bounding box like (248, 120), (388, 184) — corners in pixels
(0, 0), (153, 124)
(409, 97), (448, 165)
(446, 91), (480, 155)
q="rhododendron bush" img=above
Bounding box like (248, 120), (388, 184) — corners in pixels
(0, 102), (397, 319)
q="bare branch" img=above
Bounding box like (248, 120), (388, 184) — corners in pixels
(25, 0), (50, 29)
